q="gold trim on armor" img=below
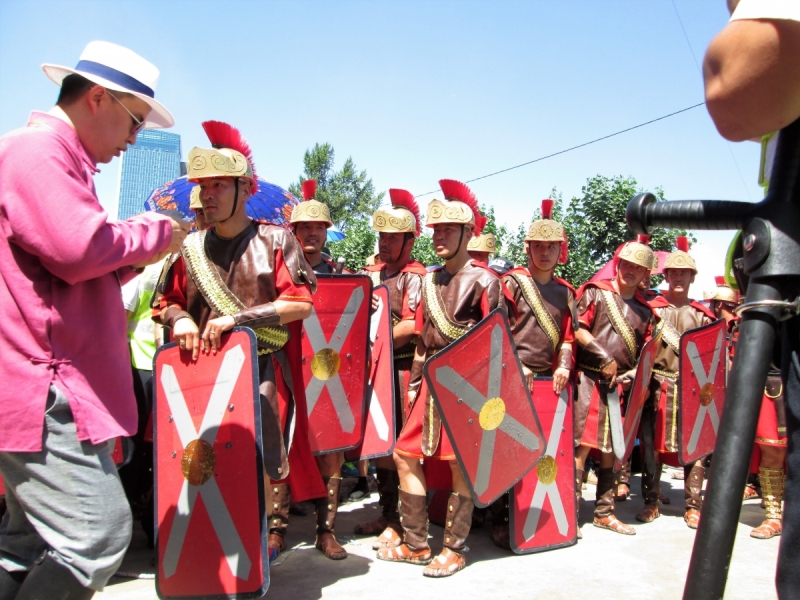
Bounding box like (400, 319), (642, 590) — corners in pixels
(183, 232), (288, 355)
(656, 317), (682, 355)
(578, 363), (604, 373)
(756, 436), (788, 446)
(394, 351), (415, 360)
(765, 383), (783, 399)
(511, 272), (560, 352)
(599, 289), (638, 365)
(652, 368), (678, 379)
(670, 378), (678, 450)
(369, 271), (382, 287)
(422, 271), (471, 343)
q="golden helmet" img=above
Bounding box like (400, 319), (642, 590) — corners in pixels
(526, 199), (564, 242)
(425, 179), (482, 230)
(189, 186), (202, 210)
(704, 276), (739, 303)
(617, 240), (655, 270)
(663, 236), (698, 272)
(372, 188), (420, 236)
(290, 180), (332, 227)
(468, 232), (497, 253)
(186, 121), (257, 189)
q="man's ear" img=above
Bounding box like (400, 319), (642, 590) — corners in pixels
(85, 85), (106, 116)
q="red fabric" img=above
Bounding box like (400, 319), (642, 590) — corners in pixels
(394, 378), (455, 460)
(579, 379), (626, 450)
(756, 392), (787, 447)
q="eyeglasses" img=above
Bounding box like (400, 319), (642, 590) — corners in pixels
(107, 90), (146, 136)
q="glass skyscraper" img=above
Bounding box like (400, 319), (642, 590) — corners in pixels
(117, 130), (182, 220)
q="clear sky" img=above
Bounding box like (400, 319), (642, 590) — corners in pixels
(0, 0), (759, 295)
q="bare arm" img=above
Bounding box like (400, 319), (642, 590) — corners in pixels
(392, 319), (417, 348)
(274, 299), (312, 324)
(703, 18), (800, 141)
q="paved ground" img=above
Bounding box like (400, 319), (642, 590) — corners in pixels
(100, 468), (780, 599)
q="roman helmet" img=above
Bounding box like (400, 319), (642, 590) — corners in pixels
(289, 180), (333, 228)
(372, 188), (420, 236)
(426, 179), (485, 258)
(186, 120), (258, 222)
(704, 276), (740, 304)
(617, 234), (656, 270)
(526, 199), (568, 264)
(467, 232), (497, 254)
(663, 236), (697, 272)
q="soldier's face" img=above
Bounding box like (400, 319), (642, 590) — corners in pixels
(665, 268), (695, 293)
(198, 177), (250, 224)
(433, 223), (469, 257)
(379, 232), (409, 264)
(295, 221), (327, 254)
(527, 241), (560, 272)
(617, 259), (647, 288)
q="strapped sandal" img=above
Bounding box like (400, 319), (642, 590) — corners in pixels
(372, 526), (403, 550)
(751, 518), (782, 539)
(743, 485), (760, 501)
(593, 515), (636, 535)
(635, 505), (660, 523)
(422, 548), (466, 578)
(377, 543), (432, 565)
(684, 509), (701, 529)
(315, 532), (347, 560)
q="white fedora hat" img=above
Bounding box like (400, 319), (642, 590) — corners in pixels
(42, 40), (174, 129)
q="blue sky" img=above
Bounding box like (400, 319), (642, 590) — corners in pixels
(1, 0), (757, 293)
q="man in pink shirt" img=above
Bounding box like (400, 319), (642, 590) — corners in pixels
(0, 41), (187, 599)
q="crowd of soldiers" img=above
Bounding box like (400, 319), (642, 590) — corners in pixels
(145, 120), (786, 581)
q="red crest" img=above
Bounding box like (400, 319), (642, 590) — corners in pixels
(614, 336), (659, 470)
(423, 309), (545, 507)
(153, 328), (267, 599)
(679, 319), (728, 464)
(510, 380), (577, 553)
(347, 284), (397, 460)
(301, 275), (371, 454)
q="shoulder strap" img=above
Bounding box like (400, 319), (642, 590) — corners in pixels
(657, 316), (681, 354)
(182, 232), (288, 353)
(599, 289), (638, 364)
(422, 271), (471, 343)
(510, 272), (560, 352)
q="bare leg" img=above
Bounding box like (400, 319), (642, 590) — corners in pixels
(394, 452), (426, 495)
(316, 451), (344, 477)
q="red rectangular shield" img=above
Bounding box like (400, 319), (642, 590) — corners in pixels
(614, 336), (659, 471)
(510, 380), (577, 553)
(302, 275), (371, 454)
(347, 284), (396, 461)
(424, 309), (545, 508)
(679, 319), (728, 465)
(154, 328), (268, 600)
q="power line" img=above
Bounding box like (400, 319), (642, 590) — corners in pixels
(415, 102), (706, 197)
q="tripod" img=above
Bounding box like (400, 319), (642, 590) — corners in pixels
(626, 116), (800, 600)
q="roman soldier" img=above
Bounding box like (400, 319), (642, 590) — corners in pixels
(378, 179), (507, 577)
(154, 121), (324, 562)
(492, 199), (575, 547)
(289, 180), (350, 559)
(353, 189), (427, 546)
(467, 232), (497, 266)
(574, 238), (655, 535)
(635, 237), (715, 529)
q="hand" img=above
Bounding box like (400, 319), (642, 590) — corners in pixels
(553, 367), (570, 394)
(166, 216), (191, 254)
(371, 293), (380, 312)
(600, 359), (618, 382)
(173, 317), (200, 361)
(202, 315), (235, 354)
(522, 365), (534, 391)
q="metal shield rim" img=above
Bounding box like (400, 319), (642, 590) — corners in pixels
(423, 308), (545, 508)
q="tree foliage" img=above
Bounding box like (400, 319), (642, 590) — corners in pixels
(326, 219), (376, 270)
(289, 143), (385, 229)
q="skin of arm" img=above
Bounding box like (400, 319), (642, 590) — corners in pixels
(392, 319), (417, 348)
(703, 18), (800, 141)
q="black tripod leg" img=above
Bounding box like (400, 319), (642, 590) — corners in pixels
(683, 280), (781, 600)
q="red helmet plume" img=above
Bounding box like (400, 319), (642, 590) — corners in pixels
(438, 179), (483, 234)
(715, 275), (727, 286)
(302, 179), (317, 201)
(636, 234), (651, 245)
(389, 188), (421, 236)
(559, 231), (569, 264)
(541, 199), (554, 220)
(676, 236), (690, 252)
(201, 120), (258, 192)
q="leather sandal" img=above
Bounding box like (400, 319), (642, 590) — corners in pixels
(743, 485), (760, 501)
(684, 509), (701, 529)
(593, 515), (636, 535)
(490, 524), (510, 550)
(316, 532), (347, 560)
(372, 525), (402, 550)
(355, 515), (389, 536)
(658, 494), (671, 505)
(614, 483), (630, 502)
(422, 548), (466, 577)
(376, 543), (432, 565)
(267, 533), (285, 555)
(751, 518), (782, 539)
(636, 505), (660, 523)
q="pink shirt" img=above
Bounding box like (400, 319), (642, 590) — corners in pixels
(0, 112), (173, 451)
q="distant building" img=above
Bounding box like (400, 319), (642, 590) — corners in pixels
(117, 130), (182, 220)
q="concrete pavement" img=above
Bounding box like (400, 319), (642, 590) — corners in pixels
(99, 468), (780, 599)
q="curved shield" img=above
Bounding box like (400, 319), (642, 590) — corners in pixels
(614, 336), (659, 471)
(302, 275), (371, 454)
(510, 381), (577, 554)
(154, 328), (268, 600)
(347, 284), (396, 460)
(679, 319), (728, 465)
(423, 309), (545, 508)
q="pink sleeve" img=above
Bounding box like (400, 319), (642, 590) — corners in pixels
(0, 132), (172, 285)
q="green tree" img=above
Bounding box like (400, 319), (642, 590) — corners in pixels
(410, 232), (441, 267)
(326, 219), (376, 271)
(289, 143), (385, 229)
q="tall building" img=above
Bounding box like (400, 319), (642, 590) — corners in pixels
(117, 130), (182, 220)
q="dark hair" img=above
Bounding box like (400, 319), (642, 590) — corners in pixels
(57, 74), (94, 105)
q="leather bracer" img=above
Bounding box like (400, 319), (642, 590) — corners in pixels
(557, 344), (573, 371)
(582, 339), (613, 367)
(161, 305), (193, 329)
(232, 302), (280, 329)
